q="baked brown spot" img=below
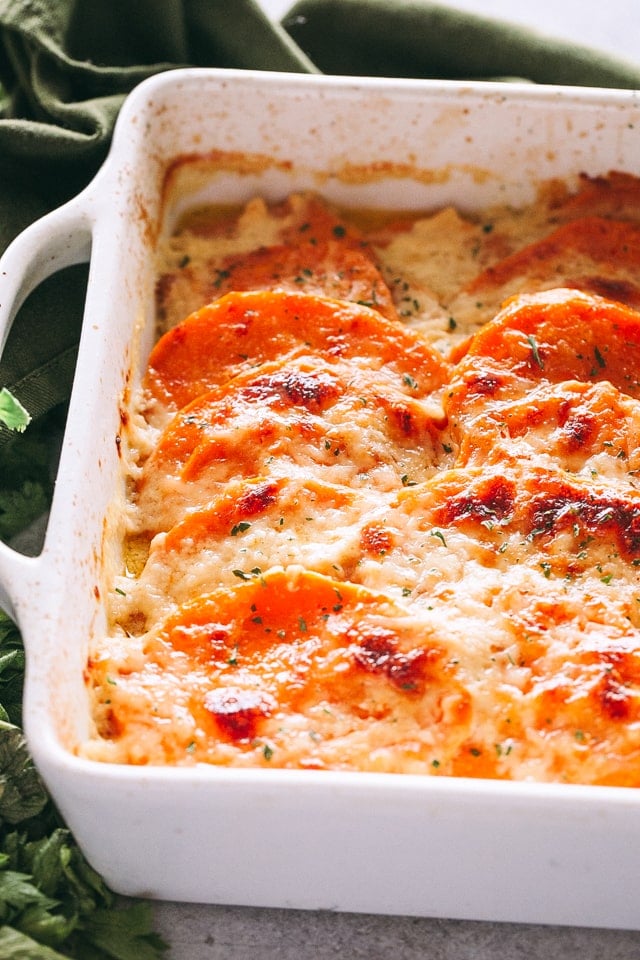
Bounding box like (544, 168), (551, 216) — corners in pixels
(437, 475), (515, 527)
(527, 487), (640, 559)
(235, 481), (280, 518)
(599, 675), (631, 721)
(241, 368), (341, 410)
(557, 408), (597, 451)
(204, 687), (276, 741)
(348, 625), (431, 694)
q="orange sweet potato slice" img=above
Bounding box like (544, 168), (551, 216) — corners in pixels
(423, 464), (640, 566)
(453, 378), (640, 474)
(370, 462), (640, 594)
(449, 287), (640, 401)
(450, 216), (640, 329)
(156, 192), (398, 327)
(550, 171), (640, 224)
(207, 239), (397, 319)
(159, 477), (356, 554)
(140, 568), (465, 757)
(526, 638), (640, 787)
(122, 477), (384, 624)
(149, 478), (366, 592)
(446, 289), (640, 467)
(136, 354), (447, 533)
(144, 289), (448, 415)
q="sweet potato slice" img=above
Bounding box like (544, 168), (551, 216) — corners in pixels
(142, 568), (466, 763)
(449, 287), (640, 401)
(446, 289), (640, 467)
(354, 460), (640, 606)
(206, 238), (397, 319)
(159, 476), (357, 555)
(550, 170), (640, 224)
(452, 378), (640, 475)
(136, 354), (447, 533)
(143, 289), (448, 416)
(119, 478), (373, 623)
(88, 568), (475, 768)
(156, 192), (398, 328)
(449, 216), (640, 330)
(416, 464), (640, 567)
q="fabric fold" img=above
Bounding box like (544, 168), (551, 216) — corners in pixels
(284, 0), (640, 87)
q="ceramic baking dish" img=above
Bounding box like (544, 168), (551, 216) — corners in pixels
(1, 69), (640, 929)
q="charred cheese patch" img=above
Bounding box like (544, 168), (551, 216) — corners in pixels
(85, 177), (640, 786)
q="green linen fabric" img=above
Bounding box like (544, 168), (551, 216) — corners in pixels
(0, 0), (639, 442)
(284, 0), (640, 86)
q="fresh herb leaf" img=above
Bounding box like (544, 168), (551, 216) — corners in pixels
(0, 614), (167, 958)
(79, 900), (168, 960)
(0, 925), (72, 959)
(0, 721), (49, 824)
(430, 529), (447, 547)
(0, 390), (31, 434)
(526, 334), (544, 369)
(0, 615), (25, 726)
(230, 521), (251, 537)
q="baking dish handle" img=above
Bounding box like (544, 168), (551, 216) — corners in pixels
(0, 196), (94, 623)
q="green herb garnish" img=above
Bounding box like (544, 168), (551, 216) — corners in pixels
(0, 389), (31, 434)
(0, 612), (168, 958)
(526, 334), (544, 369)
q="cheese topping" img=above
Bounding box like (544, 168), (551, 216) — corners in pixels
(83, 174), (640, 786)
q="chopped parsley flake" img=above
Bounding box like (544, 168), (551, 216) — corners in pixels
(230, 521), (251, 536)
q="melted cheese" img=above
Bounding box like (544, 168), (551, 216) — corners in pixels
(83, 173), (640, 786)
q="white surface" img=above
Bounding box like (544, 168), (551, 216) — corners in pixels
(156, 2), (640, 956)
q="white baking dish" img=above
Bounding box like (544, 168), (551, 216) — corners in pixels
(1, 69), (640, 928)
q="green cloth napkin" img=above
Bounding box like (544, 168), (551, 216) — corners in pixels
(285, 0), (640, 85)
(1, 0), (639, 443)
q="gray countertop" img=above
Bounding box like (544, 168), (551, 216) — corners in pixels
(152, 1), (640, 955)
(152, 903), (640, 959)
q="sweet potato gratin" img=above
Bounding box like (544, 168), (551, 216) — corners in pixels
(83, 172), (640, 786)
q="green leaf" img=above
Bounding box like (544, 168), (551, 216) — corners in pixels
(0, 925), (72, 959)
(26, 831), (74, 900)
(81, 901), (168, 960)
(0, 564), (167, 960)
(0, 829), (168, 958)
(0, 615), (25, 726)
(0, 391), (31, 434)
(0, 723), (48, 825)
(17, 901), (77, 949)
(0, 869), (57, 912)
